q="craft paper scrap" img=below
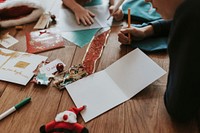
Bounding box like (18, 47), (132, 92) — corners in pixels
(39, 59), (65, 75)
(0, 34), (19, 48)
(57, 4), (113, 32)
(0, 48), (48, 85)
(61, 28), (99, 47)
(34, 12), (51, 30)
(82, 28), (111, 75)
(66, 48), (166, 122)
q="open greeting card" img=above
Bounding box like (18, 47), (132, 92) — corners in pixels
(66, 48), (166, 122)
(0, 48), (47, 85)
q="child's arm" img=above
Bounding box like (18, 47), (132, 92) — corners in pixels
(62, 0), (95, 26)
(109, 0), (115, 6)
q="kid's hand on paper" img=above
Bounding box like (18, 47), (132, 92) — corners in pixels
(118, 25), (154, 44)
(74, 5), (95, 26)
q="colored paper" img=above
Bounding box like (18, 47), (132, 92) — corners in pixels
(61, 28), (99, 47)
(26, 30), (65, 54)
(82, 28), (111, 74)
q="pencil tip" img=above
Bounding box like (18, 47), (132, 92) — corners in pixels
(107, 16), (111, 20)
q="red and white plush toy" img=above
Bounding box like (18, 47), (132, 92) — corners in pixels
(0, 0), (44, 28)
(40, 106), (89, 133)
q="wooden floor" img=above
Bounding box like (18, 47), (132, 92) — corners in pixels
(0, 0), (199, 133)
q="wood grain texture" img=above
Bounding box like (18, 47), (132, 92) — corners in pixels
(0, 0), (199, 133)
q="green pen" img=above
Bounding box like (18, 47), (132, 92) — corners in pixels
(0, 97), (31, 120)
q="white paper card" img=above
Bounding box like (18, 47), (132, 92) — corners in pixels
(34, 13), (51, 30)
(0, 34), (19, 48)
(0, 48), (48, 85)
(66, 48), (166, 122)
(39, 59), (65, 75)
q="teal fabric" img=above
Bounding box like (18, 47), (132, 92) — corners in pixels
(84, 0), (102, 7)
(122, 0), (162, 22)
(130, 23), (168, 52)
(63, 28), (100, 47)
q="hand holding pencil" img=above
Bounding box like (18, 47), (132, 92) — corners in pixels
(118, 8), (155, 45)
(108, 0), (125, 20)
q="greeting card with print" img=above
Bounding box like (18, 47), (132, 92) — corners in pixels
(26, 30), (65, 54)
(0, 48), (47, 85)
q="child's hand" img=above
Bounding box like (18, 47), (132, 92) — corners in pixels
(118, 25), (154, 44)
(74, 6), (95, 26)
(109, 5), (124, 21)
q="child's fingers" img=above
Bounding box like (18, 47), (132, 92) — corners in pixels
(88, 10), (95, 17)
(109, 5), (114, 13)
(88, 17), (94, 24)
(118, 32), (129, 44)
(121, 28), (132, 34)
(80, 17), (87, 26)
(76, 17), (81, 25)
(84, 16), (93, 25)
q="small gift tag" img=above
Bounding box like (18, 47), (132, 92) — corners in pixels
(34, 12), (51, 30)
(39, 59), (66, 75)
(0, 33), (19, 48)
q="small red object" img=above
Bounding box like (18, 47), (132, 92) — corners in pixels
(56, 63), (64, 72)
(26, 30), (65, 54)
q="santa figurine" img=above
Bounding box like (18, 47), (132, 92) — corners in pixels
(40, 105), (89, 133)
(0, 0), (44, 28)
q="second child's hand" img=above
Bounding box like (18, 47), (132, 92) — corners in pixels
(118, 25), (154, 44)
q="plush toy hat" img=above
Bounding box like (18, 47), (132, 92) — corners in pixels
(55, 110), (77, 123)
(40, 106), (89, 133)
(0, 0), (44, 28)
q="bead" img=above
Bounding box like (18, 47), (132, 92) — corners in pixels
(56, 63), (64, 72)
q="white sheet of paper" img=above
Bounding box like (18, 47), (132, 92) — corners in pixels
(66, 48), (166, 122)
(0, 48), (48, 85)
(57, 4), (113, 32)
(0, 34), (19, 48)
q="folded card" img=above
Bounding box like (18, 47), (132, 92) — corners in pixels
(66, 48), (166, 122)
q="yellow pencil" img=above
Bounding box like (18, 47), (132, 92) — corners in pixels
(128, 8), (131, 44)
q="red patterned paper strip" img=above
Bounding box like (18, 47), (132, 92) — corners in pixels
(82, 29), (111, 75)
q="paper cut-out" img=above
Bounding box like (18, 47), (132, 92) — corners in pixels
(82, 28), (111, 74)
(53, 64), (88, 90)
